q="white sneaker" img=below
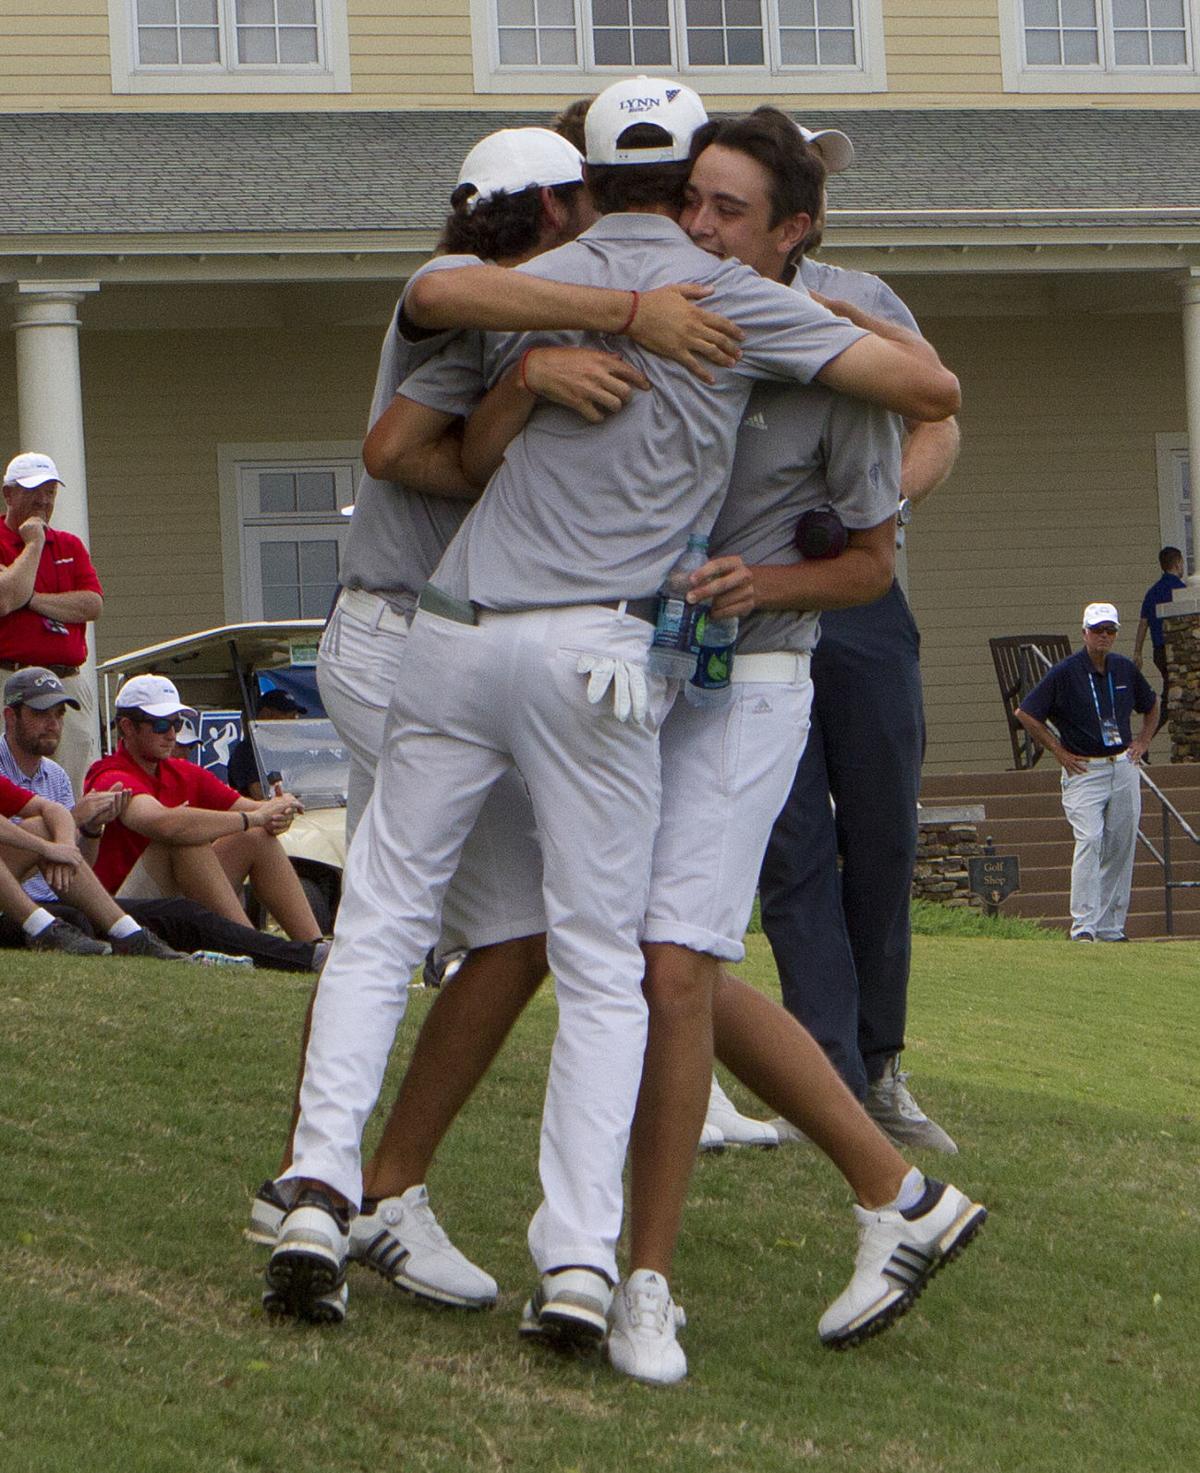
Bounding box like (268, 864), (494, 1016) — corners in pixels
(264, 1188), (350, 1324)
(768, 1117), (814, 1147)
(518, 1267), (612, 1347)
(705, 1076), (780, 1148)
(607, 1269), (688, 1385)
(246, 1178), (287, 1245)
(818, 1179), (987, 1349)
(866, 1056), (958, 1154)
(263, 1279), (348, 1324)
(697, 1121), (726, 1153)
(351, 1184), (497, 1309)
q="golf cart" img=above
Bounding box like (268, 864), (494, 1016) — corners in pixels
(96, 621), (347, 931)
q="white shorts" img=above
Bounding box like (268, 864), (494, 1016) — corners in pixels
(643, 653), (813, 963)
(317, 588), (546, 954)
(115, 850), (173, 902)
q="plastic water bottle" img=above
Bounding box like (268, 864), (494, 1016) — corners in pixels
(648, 533), (710, 679)
(190, 950), (255, 968)
(685, 614), (739, 708)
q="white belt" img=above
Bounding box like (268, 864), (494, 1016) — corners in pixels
(337, 587), (411, 636)
(731, 651), (811, 684)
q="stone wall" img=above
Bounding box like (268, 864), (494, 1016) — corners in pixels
(1161, 603), (1200, 765)
(913, 805), (987, 911)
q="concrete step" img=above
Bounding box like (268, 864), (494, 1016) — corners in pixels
(921, 761), (1200, 803)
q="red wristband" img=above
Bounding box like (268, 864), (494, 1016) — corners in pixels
(619, 291), (640, 335)
(518, 347), (538, 393)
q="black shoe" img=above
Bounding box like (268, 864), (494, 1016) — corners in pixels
(110, 927), (190, 961)
(29, 919), (111, 956)
(1071, 932), (1096, 942)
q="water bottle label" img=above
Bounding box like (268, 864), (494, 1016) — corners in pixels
(652, 595), (704, 654)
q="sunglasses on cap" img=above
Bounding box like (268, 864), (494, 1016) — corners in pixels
(129, 711), (187, 734)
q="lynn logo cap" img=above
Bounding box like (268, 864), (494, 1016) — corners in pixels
(456, 128), (584, 211)
(114, 673), (199, 721)
(795, 123), (855, 175)
(3, 451), (63, 489)
(1082, 602), (1120, 629)
(584, 75), (708, 165)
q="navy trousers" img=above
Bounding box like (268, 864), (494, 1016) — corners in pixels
(759, 582), (925, 1100)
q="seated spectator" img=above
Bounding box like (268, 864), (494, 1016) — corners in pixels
(0, 766), (186, 958)
(226, 688), (306, 799)
(0, 667), (326, 971)
(85, 674), (323, 943)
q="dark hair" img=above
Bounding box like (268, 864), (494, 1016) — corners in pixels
(688, 108), (826, 229)
(438, 180), (584, 260)
(1160, 545), (1184, 571)
(553, 96), (593, 154)
(585, 123), (692, 216)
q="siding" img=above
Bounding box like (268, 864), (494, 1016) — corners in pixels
(2, 0), (1200, 111)
(909, 311), (1184, 773)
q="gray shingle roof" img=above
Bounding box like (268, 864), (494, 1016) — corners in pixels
(1, 108), (1198, 237)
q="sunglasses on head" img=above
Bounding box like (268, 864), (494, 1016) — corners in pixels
(131, 712), (186, 734)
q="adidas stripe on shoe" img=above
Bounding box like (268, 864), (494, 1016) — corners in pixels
(351, 1185), (497, 1309)
(818, 1178), (987, 1350)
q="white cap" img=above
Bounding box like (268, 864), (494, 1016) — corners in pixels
(584, 76), (707, 165)
(175, 716), (200, 746)
(795, 124), (855, 175)
(115, 673), (199, 721)
(4, 451), (63, 489)
(456, 128), (584, 212)
(1082, 602), (1120, 628)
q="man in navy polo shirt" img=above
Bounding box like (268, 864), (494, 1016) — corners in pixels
(1133, 546), (1186, 741)
(1016, 602), (1158, 942)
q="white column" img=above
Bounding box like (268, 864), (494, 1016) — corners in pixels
(1181, 271), (1200, 586)
(12, 282), (100, 544)
(11, 281), (102, 776)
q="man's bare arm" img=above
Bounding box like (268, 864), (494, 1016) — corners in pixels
(1015, 709), (1088, 775)
(902, 417), (961, 504)
(27, 589), (103, 623)
(405, 271), (742, 381)
(0, 518), (44, 616)
(815, 334), (960, 424)
(363, 398), (478, 499)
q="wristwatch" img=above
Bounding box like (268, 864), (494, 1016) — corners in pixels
(897, 497), (914, 527)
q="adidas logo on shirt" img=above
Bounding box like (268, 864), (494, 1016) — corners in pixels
(742, 412), (768, 432)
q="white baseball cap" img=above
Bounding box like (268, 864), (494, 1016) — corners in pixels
(796, 123), (855, 175)
(584, 75), (708, 165)
(456, 128), (584, 212)
(175, 716), (200, 746)
(114, 673), (198, 721)
(4, 451), (63, 489)
(1083, 602), (1120, 628)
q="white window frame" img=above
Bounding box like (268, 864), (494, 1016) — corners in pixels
(218, 442), (359, 621)
(1000, 0), (1200, 92)
(1156, 433), (1194, 575)
(108, 0), (351, 93)
(470, 0), (887, 93)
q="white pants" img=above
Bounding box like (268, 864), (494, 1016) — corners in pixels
(1061, 755), (1141, 940)
(643, 655), (813, 961)
(316, 588), (545, 954)
(56, 669), (99, 798)
(288, 603), (670, 1281)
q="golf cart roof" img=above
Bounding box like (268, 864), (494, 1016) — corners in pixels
(96, 621), (325, 680)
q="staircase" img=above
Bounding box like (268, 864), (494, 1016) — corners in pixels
(920, 763), (1200, 939)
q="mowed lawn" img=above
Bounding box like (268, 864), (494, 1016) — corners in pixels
(0, 930), (1196, 1473)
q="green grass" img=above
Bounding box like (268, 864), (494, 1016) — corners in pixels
(909, 898), (1061, 941)
(1, 935), (1196, 1473)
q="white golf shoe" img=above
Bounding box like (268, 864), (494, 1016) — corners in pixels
(705, 1076), (780, 1148)
(519, 1266), (612, 1347)
(264, 1187), (350, 1324)
(818, 1179), (987, 1349)
(607, 1269), (687, 1385)
(351, 1185), (497, 1309)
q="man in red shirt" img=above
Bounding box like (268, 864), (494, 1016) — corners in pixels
(85, 673), (323, 942)
(0, 452), (103, 795)
(0, 768), (186, 958)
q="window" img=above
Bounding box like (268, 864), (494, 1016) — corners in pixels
(108, 0), (350, 92)
(1001, 0), (1200, 89)
(217, 446), (357, 621)
(1156, 435), (1194, 575)
(471, 0), (887, 92)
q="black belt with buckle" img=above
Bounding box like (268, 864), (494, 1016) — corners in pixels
(417, 586), (657, 627)
(0, 660), (81, 678)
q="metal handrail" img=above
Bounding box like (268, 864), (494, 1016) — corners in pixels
(1135, 764), (1200, 937)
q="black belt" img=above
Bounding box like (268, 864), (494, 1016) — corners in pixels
(0, 660), (80, 678)
(417, 585), (656, 628)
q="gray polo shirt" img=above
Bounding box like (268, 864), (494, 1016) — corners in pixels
(797, 255), (920, 333)
(410, 214), (866, 611)
(338, 254), (484, 612)
(712, 380), (900, 656)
